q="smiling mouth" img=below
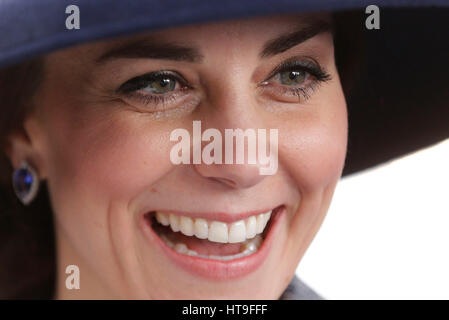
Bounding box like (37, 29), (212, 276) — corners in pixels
(144, 206), (282, 261)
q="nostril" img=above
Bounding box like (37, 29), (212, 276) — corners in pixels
(194, 162), (267, 189)
(210, 177), (237, 187)
(208, 177), (237, 188)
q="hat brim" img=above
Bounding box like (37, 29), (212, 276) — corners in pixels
(335, 8), (449, 176)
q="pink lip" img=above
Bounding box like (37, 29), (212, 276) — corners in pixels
(139, 206), (285, 280)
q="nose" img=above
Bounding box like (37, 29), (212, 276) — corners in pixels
(194, 161), (267, 189)
(185, 52), (285, 189)
(192, 71), (275, 189)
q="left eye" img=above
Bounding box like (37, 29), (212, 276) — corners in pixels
(278, 70), (308, 86)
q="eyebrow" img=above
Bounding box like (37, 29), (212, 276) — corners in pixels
(260, 20), (332, 58)
(96, 20), (332, 64)
(96, 41), (204, 63)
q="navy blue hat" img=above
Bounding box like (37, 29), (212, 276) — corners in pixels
(1, 0), (448, 175)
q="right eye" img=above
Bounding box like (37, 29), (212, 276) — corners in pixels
(118, 71), (185, 95)
(116, 70), (200, 114)
(142, 76), (177, 94)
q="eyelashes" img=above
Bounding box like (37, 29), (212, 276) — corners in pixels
(266, 57), (331, 83)
(117, 71), (189, 95)
(260, 57), (331, 101)
(116, 57), (331, 111)
(116, 71), (191, 107)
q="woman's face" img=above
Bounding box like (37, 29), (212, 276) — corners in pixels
(14, 13), (347, 299)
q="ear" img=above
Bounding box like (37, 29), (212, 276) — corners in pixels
(5, 116), (48, 180)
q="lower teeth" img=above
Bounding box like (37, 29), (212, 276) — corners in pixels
(159, 233), (263, 261)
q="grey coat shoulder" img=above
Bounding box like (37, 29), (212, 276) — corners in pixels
(279, 275), (323, 300)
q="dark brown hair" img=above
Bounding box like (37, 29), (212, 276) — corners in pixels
(0, 59), (55, 299)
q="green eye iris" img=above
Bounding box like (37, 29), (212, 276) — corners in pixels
(279, 70), (307, 86)
(143, 76), (177, 94)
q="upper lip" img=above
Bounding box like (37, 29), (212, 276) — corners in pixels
(147, 206), (282, 223)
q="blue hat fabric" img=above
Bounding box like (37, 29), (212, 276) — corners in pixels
(0, 0), (447, 69)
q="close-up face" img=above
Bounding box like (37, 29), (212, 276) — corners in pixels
(9, 13), (347, 299)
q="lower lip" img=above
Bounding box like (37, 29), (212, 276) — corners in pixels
(140, 206), (285, 280)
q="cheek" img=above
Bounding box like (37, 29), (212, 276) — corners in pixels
(276, 84), (347, 272)
(279, 87), (348, 194)
(44, 109), (175, 208)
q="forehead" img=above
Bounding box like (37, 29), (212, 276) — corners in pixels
(51, 13), (331, 59)
(142, 12), (331, 41)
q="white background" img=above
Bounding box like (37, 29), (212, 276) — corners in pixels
(295, 138), (449, 299)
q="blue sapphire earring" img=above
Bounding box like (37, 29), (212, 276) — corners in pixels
(12, 161), (39, 205)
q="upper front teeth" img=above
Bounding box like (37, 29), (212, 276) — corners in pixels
(155, 211), (272, 244)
